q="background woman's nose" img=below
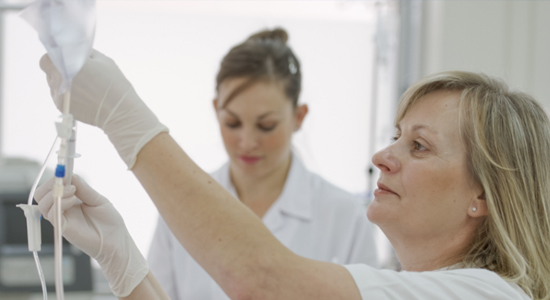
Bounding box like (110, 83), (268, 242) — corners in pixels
(239, 129), (259, 151)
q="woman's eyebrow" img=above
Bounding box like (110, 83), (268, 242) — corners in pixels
(257, 111), (277, 120)
(412, 124), (438, 135)
(222, 109), (278, 120)
(222, 108), (239, 119)
(395, 124), (437, 135)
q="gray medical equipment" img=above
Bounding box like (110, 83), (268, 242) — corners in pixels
(0, 157), (92, 292)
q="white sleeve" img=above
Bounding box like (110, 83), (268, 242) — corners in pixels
(343, 264), (530, 300)
(148, 216), (178, 300)
(345, 212), (379, 268)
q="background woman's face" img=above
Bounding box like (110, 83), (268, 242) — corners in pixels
(215, 78), (305, 177)
(368, 90), (481, 244)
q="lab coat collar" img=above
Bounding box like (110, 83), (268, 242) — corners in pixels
(216, 162), (237, 198)
(272, 152), (313, 222)
(216, 152), (313, 231)
(259, 152), (314, 232)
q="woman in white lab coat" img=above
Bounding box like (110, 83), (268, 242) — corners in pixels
(37, 52), (550, 299)
(146, 28), (378, 299)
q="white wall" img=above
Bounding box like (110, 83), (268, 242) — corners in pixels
(421, 1), (550, 108)
(2, 1), (377, 257)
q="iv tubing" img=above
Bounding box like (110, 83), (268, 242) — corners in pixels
(25, 136), (58, 300)
(53, 166), (66, 300)
(28, 136), (59, 205)
(33, 251), (48, 300)
(54, 189), (64, 300)
(54, 91), (72, 300)
(63, 92), (71, 115)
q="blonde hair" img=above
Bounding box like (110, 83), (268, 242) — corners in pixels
(396, 71), (550, 300)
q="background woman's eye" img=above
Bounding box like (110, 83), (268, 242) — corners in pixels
(258, 124), (277, 131)
(226, 122), (240, 128)
(258, 124), (276, 132)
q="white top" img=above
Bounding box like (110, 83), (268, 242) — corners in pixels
(148, 154), (378, 300)
(344, 264), (532, 300)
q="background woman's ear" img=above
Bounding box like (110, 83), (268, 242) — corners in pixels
(294, 104), (309, 131)
(213, 98), (219, 111)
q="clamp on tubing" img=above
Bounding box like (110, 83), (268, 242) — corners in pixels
(55, 165), (66, 178)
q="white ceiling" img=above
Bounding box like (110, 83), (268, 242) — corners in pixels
(96, 1), (377, 23)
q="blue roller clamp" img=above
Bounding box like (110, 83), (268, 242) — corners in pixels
(55, 165), (65, 178)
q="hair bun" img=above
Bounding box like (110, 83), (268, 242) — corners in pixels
(247, 28), (288, 44)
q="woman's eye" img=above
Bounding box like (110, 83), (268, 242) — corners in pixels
(226, 122), (240, 129)
(413, 141), (426, 151)
(258, 124), (276, 132)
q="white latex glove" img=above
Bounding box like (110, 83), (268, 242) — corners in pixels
(34, 174), (149, 298)
(39, 49), (168, 169)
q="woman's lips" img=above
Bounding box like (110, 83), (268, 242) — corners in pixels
(374, 182), (398, 196)
(240, 156), (261, 165)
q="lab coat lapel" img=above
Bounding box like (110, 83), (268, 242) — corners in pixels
(215, 162), (239, 198)
(216, 154), (313, 233)
(262, 153), (313, 233)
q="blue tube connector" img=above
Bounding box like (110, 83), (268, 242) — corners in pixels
(55, 165), (66, 178)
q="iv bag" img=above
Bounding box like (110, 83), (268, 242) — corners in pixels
(21, 0), (96, 95)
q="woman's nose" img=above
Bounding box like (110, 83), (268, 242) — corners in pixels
(239, 129), (259, 151)
(372, 145), (400, 174)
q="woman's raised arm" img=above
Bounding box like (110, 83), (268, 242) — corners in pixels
(132, 132), (361, 300)
(39, 49), (361, 300)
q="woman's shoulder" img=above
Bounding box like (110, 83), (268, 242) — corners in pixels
(344, 264), (532, 300)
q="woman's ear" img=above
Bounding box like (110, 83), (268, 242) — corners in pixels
(294, 104), (309, 131)
(468, 191), (489, 218)
(213, 98), (218, 111)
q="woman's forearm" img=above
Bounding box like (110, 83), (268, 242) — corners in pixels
(121, 271), (170, 300)
(131, 133), (360, 300)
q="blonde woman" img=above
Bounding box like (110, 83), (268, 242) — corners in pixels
(37, 50), (550, 300)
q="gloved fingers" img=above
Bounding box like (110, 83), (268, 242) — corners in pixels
(46, 195), (77, 225)
(34, 176), (56, 203)
(38, 185), (77, 220)
(35, 176), (75, 207)
(72, 174), (109, 207)
(60, 187), (77, 210)
(46, 208), (70, 233)
(37, 190), (53, 217)
(81, 49), (112, 76)
(40, 49), (106, 69)
(90, 49), (107, 60)
(39, 53), (53, 72)
(46, 195), (78, 231)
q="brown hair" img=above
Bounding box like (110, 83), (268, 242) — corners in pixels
(396, 71), (550, 300)
(216, 28), (301, 108)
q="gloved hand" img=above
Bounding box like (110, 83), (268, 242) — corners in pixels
(39, 50), (168, 169)
(34, 174), (149, 297)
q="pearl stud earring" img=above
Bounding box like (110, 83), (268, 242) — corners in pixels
(472, 207), (477, 212)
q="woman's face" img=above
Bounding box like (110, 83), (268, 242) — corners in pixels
(215, 78), (307, 177)
(368, 90), (483, 243)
